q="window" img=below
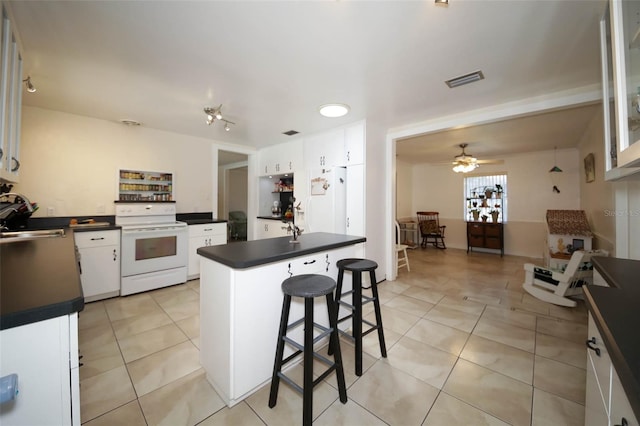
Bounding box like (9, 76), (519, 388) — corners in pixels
(464, 174), (507, 222)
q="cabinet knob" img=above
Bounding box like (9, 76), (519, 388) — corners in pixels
(585, 337), (601, 357)
(113, 249), (117, 261)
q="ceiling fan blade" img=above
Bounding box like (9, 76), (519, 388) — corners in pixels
(476, 159), (504, 165)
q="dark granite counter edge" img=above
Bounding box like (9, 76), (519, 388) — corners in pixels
(1, 297), (85, 330)
(198, 235), (366, 269)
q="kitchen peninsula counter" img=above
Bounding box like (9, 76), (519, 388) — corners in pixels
(198, 232), (365, 406)
(584, 256), (640, 422)
(1, 230), (84, 330)
(197, 232), (366, 269)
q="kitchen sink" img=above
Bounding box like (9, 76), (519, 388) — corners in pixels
(0, 228), (66, 243)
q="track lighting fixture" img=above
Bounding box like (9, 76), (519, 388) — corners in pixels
(203, 105), (235, 130)
(23, 76), (36, 93)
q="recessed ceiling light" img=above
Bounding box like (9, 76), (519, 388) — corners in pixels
(319, 104), (350, 118)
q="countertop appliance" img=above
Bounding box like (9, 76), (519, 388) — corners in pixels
(306, 167), (347, 234)
(0, 193), (37, 230)
(116, 203), (188, 295)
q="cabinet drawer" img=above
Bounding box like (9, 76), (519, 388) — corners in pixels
(485, 237), (502, 249)
(288, 253), (328, 275)
(484, 225), (502, 237)
(189, 223), (226, 238)
(74, 230), (120, 248)
(468, 236), (484, 246)
(587, 314), (611, 407)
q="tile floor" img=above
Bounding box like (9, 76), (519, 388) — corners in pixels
(79, 247), (588, 425)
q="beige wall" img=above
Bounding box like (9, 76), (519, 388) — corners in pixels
(577, 104), (616, 254)
(16, 106), (216, 217)
(402, 149), (582, 258)
(396, 157), (413, 220)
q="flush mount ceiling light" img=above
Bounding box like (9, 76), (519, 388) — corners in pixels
(319, 103), (350, 118)
(204, 105), (235, 130)
(434, 0), (448, 4)
(22, 76), (36, 93)
(452, 143), (479, 173)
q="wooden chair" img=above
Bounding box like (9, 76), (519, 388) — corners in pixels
(522, 250), (606, 307)
(395, 221), (410, 274)
(416, 211), (446, 249)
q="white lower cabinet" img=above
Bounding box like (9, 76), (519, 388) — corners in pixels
(0, 313), (79, 426)
(188, 223), (227, 279)
(75, 230), (120, 302)
(200, 245), (355, 407)
(585, 313), (638, 426)
(256, 218), (289, 240)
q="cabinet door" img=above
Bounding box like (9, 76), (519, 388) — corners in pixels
(344, 121), (365, 165)
(610, 367), (639, 426)
(304, 128), (345, 168)
(346, 164), (365, 236)
(610, 0), (640, 168)
(79, 245), (120, 300)
(0, 316), (73, 426)
(75, 230), (120, 301)
(256, 219), (289, 240)
(188, 223), (227, 279)
(585, 353), (610, 426)
(588, 314), (612, 409)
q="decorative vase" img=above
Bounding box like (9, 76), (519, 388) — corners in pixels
(472, 211), (480, 221)
(481, 215), (488, 222)
(491, 211), (500, 222)
(485, 190), (493, 199)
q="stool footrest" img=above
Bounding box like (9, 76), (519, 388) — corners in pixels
(277, 372), (303, 396)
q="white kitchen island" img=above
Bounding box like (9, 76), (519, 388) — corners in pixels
(197, 232), (366, 407)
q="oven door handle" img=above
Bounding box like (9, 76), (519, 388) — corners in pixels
(122, 226), (187, 234)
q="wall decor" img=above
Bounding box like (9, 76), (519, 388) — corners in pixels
(584, 153), (595, 183)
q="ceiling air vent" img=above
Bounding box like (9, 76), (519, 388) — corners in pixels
(283, 130), (299, 136)
(445, 70), (485, 88)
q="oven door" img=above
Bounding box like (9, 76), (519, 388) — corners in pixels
(121, 224), (188, 277)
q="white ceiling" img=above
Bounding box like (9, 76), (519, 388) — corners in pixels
(7, 0), (606, 163)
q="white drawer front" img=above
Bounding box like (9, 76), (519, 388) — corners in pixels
(74, 230), (120, 248)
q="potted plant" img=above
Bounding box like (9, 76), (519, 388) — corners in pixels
(495, 184), (503, 199)
(484, 187), (493, 199)
(470, 209), (480, 221)
(490, 209), (500, 222)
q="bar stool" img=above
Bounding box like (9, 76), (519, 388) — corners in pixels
(331, 258), (387, 376)
(269, 274), (347, 426)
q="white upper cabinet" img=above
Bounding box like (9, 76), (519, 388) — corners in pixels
(344, 121), (365, 165)
(608, 0), (640, 169)
(304, 128), (345, 169)
(0, 5), (23, 183)
(259, 140), (302, 176)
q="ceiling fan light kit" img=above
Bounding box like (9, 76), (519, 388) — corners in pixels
(452, 143), (479, 173)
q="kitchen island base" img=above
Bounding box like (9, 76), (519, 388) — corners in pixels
(199, 234), (364, 407)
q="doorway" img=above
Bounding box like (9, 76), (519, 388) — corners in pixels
(218, 150), (249, 240)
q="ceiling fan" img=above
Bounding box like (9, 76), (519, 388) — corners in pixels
(449, 143), (503, 173)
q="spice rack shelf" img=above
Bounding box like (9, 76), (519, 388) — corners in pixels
(117, 169), (173, 201)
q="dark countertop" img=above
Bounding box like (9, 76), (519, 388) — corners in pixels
(584, 256), (640, 421)
(197, 232), (366, 269)
(1, 229), (84, 330)
(177, 212), (226, 225)
(257, 216), (289, 221)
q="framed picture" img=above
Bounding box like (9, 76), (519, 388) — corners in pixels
(584, 153), (595, 183)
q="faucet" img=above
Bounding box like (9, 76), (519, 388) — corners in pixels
(282, 221), (303, 242)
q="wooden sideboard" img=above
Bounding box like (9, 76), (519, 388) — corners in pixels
(466, 222), (504, 257)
